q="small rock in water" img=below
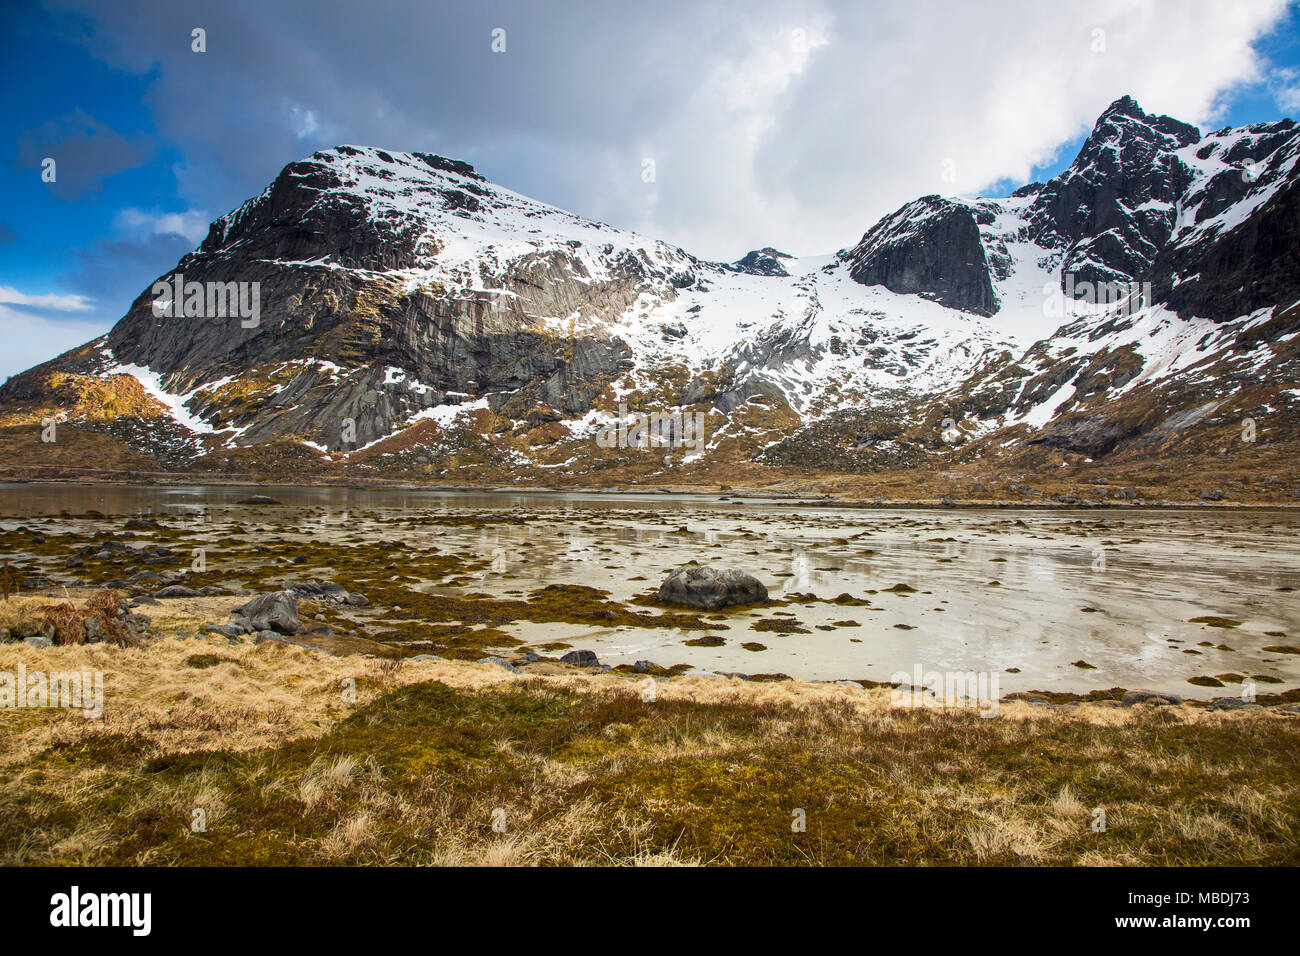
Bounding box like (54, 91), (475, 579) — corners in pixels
(236, 495), (282, 505)
(658, 565), (768, 610)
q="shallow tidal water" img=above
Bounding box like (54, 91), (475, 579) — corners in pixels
(1, 482), (1298, 698)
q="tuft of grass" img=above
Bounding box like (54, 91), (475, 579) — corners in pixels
(184, 653), (240, 670)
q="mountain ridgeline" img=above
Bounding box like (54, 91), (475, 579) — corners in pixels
(3, 96), (1299, 500)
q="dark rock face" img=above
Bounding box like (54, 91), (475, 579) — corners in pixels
(728, 247), (793, 277)
(843, 196), (998, 316)
(658, 566), (768, 610)
(1155, 132), (1300, 321)
(99, 149), (645, 450)
(1027, 96), (1199, 291)
(1027, 414), (1146, 459)
(1026, 98), (1300, 324)
(231, 591), (302, 634)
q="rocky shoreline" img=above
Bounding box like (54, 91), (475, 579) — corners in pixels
(6, 585), (1299, 714)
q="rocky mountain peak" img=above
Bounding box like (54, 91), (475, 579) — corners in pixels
(841, 195), (998, 316)
(728, 247), (794, 276)
(1025, 96), (1200, 292)
(1093, 94), (1200, 146)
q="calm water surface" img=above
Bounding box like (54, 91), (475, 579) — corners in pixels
(1, 482), (1297, 696)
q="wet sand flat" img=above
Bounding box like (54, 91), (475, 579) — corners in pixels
(1, 482), (1297, 697)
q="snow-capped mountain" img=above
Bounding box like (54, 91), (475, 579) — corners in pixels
(3, 96), (1299, 495)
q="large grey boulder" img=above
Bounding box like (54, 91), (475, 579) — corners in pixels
(231, 590), (303, 635)
(658, 566), (768, 610)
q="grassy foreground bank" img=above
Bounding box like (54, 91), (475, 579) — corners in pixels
(2, 608), (1299, 866)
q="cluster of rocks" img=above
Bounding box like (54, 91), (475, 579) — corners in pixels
(204, 591), (304, 641)
(78, 538), (180, 567)
(475, 648), (615, 674)
(280, 579), (370, 606)
(1120, 687), (1296, 713)
(474, 646), (774, 684)
(1016, 688), (1297, 714)
(201, 580), (368, 647)
(9, 603), (153, 649)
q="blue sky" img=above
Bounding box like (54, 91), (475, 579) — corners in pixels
(2, 0), (1299, 382)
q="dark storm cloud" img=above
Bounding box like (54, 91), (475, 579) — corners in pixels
(15, 107), (153, 200)
(51, 0), (730, 217)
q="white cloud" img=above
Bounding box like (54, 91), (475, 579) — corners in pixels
(50, 0), (1300, 262)
(611, 0), (1294, 256)
(0, 304), (109, 383)
(290, 104), (326, 140)
(113, 207), (211, 244)
(0, 285), (94, 312)
(1270, 66), (1300, 113)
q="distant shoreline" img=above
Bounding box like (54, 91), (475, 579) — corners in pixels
(2, 476), (1298, 511)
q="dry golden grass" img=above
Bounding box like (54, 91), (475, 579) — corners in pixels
(1, 594), (1298, 866)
